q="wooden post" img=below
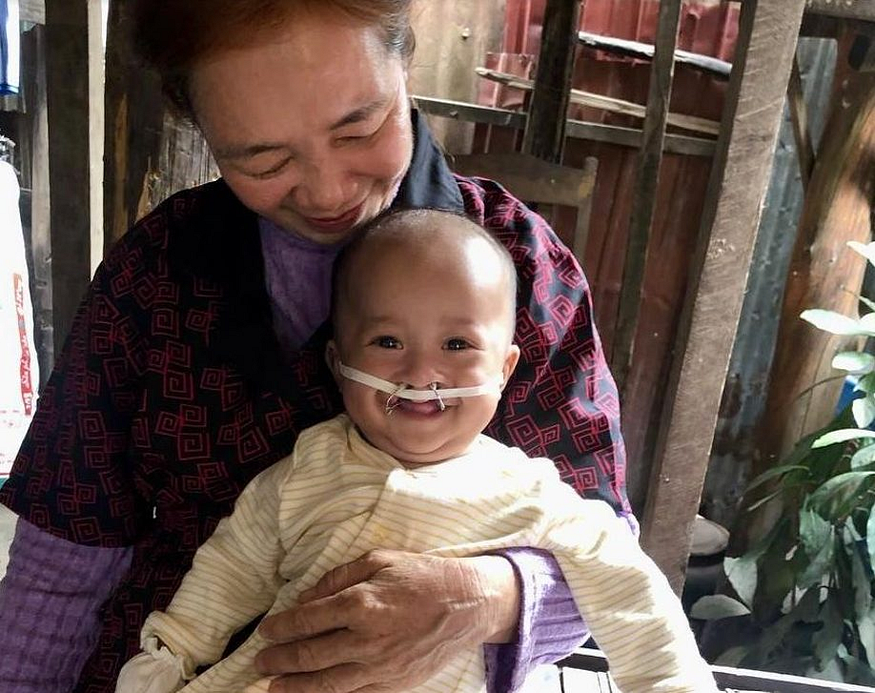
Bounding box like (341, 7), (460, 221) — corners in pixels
(103, 3), (217, 251)
(754, 33), (875, 497)
(44, 0), (96, 352)
(521, 0), (581, 162)
(21, 24), (53, 385)
(787, 54), (816, 191)
(610, 0), (684, 395)
(640, 0), (807, 592)
(103, 0), (164, 250)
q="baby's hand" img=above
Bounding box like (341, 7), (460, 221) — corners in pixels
(115, 645), (186, 693)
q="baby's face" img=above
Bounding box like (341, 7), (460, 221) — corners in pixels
(328, 235), (519, 467)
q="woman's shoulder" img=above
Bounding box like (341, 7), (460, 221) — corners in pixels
(102, 179), (250, 275)
(453, 174), (573, 261)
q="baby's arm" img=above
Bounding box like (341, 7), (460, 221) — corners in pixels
(537, 483), (718, 693)
(116, 458), (292, 692)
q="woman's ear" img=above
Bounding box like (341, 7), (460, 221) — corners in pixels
(325, 340), (343, 388)
(501, 345), (521, 390)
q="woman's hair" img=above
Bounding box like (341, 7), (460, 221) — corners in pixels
(128, 0), (415, 118)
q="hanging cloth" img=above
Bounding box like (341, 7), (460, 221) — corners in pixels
(0, 0), (20, 96)
(0, 159), (38, 477)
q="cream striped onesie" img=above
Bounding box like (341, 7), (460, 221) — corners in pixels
(139, 414), (717, 693)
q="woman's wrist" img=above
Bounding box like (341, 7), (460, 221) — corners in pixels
(462, 555), (520, 644)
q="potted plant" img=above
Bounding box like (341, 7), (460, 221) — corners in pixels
(691, 241), (875, 685)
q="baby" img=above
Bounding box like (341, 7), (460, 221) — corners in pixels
(116, 209), (718, 693)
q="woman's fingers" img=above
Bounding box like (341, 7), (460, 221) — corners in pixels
(299, 550), (393, 602)
(255, 549), (517, 692)
(255, 628), (375, 678)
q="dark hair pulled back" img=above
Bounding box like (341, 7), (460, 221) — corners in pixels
(129, 0), (415, 118)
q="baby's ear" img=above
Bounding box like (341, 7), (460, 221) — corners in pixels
(325, 340), (343, 387)
(501, 344), (521, 389)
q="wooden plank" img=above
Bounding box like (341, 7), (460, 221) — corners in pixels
(610, 0), (684, 395)
(449, 152), (596, 207)
(477, 67), (721, 135)
(787, 53), (816, 190)
(20, 24), (53, 384)
(103, 0), (164, 250)
(413, 95), (717, 157)
(577, 31), (732, 79)
(103, 3), (217, 252)
(559, 648), (875, 692)
(804, 0), (875, 21)
(520, 0), (580, 162)
(640, 0), (807, 592)
(752, 34), (875, 522)
(44, 0), (95, 351)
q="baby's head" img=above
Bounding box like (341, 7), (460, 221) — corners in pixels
(327, 208), (520, 467)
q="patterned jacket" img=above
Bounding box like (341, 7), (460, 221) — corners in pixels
(0, 111), (628, 692)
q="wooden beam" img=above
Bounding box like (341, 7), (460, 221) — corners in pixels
(640, 0), (807, 592)
(20, 25), (53, 384)
(577, 31), (732, 79)
(787, 53), (816, 191)
(611, 0), (684, 395)
(559, 648), (875, 692)
(412, 95), (717, 157)
(521, 0), (581, 162)
(103, 3), (217, 251)
(804, 0), (875, 22)
(753, 34), (875, 519)
(44, 0), (97, 351)
(477, 67), (721, 135)
(103, 0), (164, 250)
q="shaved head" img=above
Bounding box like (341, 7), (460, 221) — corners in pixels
(331, 208), (518, 340)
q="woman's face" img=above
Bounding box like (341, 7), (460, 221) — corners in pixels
(189, 10), (414, 244)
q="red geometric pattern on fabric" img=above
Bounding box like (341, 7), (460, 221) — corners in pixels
(0, 174), (628, 692)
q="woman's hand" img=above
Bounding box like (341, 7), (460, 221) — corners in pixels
(254, 549), (520, 693)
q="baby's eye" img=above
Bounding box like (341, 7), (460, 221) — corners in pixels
(445, 338), (470, 351)
(374, 336), (402, 349)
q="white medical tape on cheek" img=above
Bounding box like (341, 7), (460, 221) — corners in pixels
(337, 362), (502, 400)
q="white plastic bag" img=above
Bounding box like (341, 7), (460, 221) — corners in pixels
(0, 160), (38, 477)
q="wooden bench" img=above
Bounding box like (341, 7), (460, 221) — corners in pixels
(556, 648), (875, 693)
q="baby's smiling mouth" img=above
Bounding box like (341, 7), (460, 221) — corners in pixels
(391, 398), (448, 415)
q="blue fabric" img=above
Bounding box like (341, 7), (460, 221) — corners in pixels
(0, 0), (20, 96)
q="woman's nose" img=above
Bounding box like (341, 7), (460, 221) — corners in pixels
(296, 159), (354, 214)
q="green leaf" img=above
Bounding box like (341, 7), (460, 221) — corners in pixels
(868, 505), (875, 571)
(859, 607), (875, 668)
(858, 373), (875, 395)
(812, 429), (875, 448)
(837, 644), (875, 685)
(725, 555), (758, 609)
(689, 594), (751, 620)
(745, 464), (809, 494)
(799, 510), (834, 589)
(802, 309), (864, 336)
(861, 312), (875, 334)
(851, 538), (872, 622)
(848, 240), (875, 267)
(853, 396), (875, 429)
(834, 352), (875, 374)
(860, 295), (875, 313)
(851, 443), (875, 470)
(807, 471), (875, 520)
(813, 598), (845, 670)
(714, 645), (751, 668)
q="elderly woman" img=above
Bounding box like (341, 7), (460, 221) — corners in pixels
(0, 2), (630, 693)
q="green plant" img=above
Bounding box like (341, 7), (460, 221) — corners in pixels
(691, 241), (875, 685)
